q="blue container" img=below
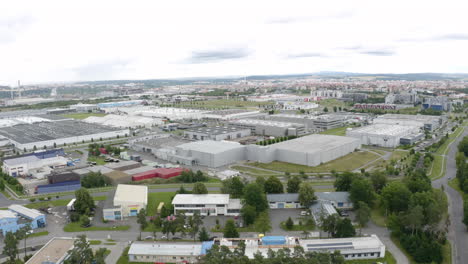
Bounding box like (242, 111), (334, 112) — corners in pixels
(262, 236), (286, 246)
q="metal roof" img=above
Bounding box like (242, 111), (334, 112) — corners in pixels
(0, 210), (18, 219)
(267, 193), (299, 203)
(8, 204), (43, 219)
(271, 134), (360, 153)
(315, 192), (351, 203)
(4, 155), (40, 166)
(176, 140), (244, 154)
(128, 242), (202, 256)
(172, 194), (230, 205)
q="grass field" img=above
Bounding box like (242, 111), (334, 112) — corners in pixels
(319, 126), (350, 136)
(231, 165), (280, 175)
(89, 240), (102, 245)
(62, 113), (107, 120)
(88, 156), (107, 165)
(146, 192), (175, 216)
(370, 207), (386, 227)
(26, 196), (107, 209)
(247, 151), (380, 173)
(64, 222), (130, 232)
(27, 231), (49, 238)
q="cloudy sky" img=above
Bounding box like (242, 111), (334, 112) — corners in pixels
(1, 0), (468, 85)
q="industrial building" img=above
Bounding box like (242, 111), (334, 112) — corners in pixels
(264, 114), (316, 129)
(267, 193), (301, 209)
(26, 237), (75, 264)
(183, 125), (251, 141)
(385, 92), (419, 104)
(0, 204), (47, 234)
(83, 114), (164, 128)
(117, 106), (207, 120)
(97, 100), (144, 108)
(279, 101), (319, 110)
(127, 235), (385, 262)
(422, 96), (451, 111)
(312, 115), (346, 130)
(103, 184), (148, 221)
(172, 194), (241, 216)
(229, 119), (306, 137)
(0, 120), (129, 150)
(373, 114), (443, 131)
(69, 103), (98, 112)
(163, 134), (360, 168)
(202, 109), (262, 120)
(346, 124), (420, 148)
(3, 149), (67, 177)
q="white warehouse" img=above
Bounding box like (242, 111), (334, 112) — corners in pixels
(346, 124), (420, 148)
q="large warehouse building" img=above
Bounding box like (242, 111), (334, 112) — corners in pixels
(346, 124), (420, 148)
(229, 119), (306, 137)
(164, 134), (361, 168)
(0, 120), (129, 150)
(373, 114), (443, 131)
(183, 125), (251, 141)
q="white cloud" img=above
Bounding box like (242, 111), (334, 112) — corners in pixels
(0, 0), (468, 85)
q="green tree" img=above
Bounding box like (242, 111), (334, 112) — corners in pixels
(192, 182), (208, 194)
(74, 188), (95, 215)
(264, 176), (284, 194)
(463, 201), (468, 230)
(221, 176), (244, 198)
(381, 181), (412, 213)
(298, 182), (316, 207)
(254, 212), (272, 234)
(370, 171), (387, 193)
(80, 215), (90, 227)
(323, 107), (329, 112)
(287, 176), (302, 193)
(137, 208), (148, 238)
(334, 172), (356, 191)
(64, 235), (94, 264)
(335, 218), (356, 238)
(355, 201), (371, 234)
(199, 227), (210, 241)
(285, 217), (294, 230)
(241, 205), (257, 226)
(2, 232), (18, 263)
(223, 219), (239, 238)
(404, 205), (424, 235)
(243, 183), (269, 213)
(349, 177), (375, 207)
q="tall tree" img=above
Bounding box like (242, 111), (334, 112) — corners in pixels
(16, 224), (32, 259)
(404, 205), (424, 235)
(223, 219), (239, 238)
(349, 177), (375, 207)
(221, 176), (245, 198)
(335, 218), (356, 238)
(264, 176), (284, 194)
(2, 232), (18, 263)
(298, 182), (316, 207)
(463, 201), (468, 230)
(243, 183), (269, 213)
(64, 235), (94, 264)
(74, 188), (95, 215)
(192, 182), (208, 194)
(241, 205), (257, 226)
(287, 176), (302, 193)
(334, 172), (356, 191)
(370, 171), (387, 193)
(355, 201), (371, 234)
(381, 181), (412, 213)
(254, 212), (272, 234)
(199, 227), (210, 241)
(137, 208), (148, 239)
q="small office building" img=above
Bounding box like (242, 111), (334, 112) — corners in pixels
(103, 184), (148, 221)
(267, 193), (301, 209)
(172, 194), (241, 216)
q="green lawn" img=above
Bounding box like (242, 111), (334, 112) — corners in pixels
(442, 242), (452, 264)
(88, 156), (107, 165)
(146, 192), (175, 216)
(429, 155), (444, 179)
(26, 196), (106, 209)
(89, 240), (102, 245)
(230, 165), (280, 175)
(27, 231), (49, 238)
(63, 222), (130, 232)
(370, 207), (386, 227)
(247, 151), (380, 173)
(448, 178), (468, 200)
(280, 219), (315, 231)
(62, 113), (107, 120)
(319, 126), (351, 136)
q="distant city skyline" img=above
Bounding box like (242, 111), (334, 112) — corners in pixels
(1, 0), (468, 85)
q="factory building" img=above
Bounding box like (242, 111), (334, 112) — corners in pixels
(97, 100), (144, 108)
(0, 120), (129, 151)
(183, 125), (251, 141)
(83, 114), (164, 128)
(172, 194), (241, 216)
(346, 124), (420, 148)
(229, 119), (306, 137)
(117, 106), (207, 120)
(69, 103), (98, 112)
(373, 114), (443, 131)
(3, 155), (68, 177)
(263, 114), (316, 129)
(167, 134), (360, 168)
(103, 184), (148, 221)
(202, 109), (263, 120)
(422, 96), (451, 111)
(127, 235), (385, 262)
(8, 204), (47, 229)
(312, 115), (346, 130)
(279, 101), (319, 110)
(267, 193), (301, 209)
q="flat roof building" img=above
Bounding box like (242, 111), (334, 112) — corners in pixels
(103, 184), (148, 221)
(172, 194), (241, 216)
(183, 125), (251, 141)
(346, 124), (420, 148)
(373, 113), (443, 131)
(8, 204), (46, 229)
(26, 237), (75, 264)
(202, 109), (262, 120)
(128, 242), (202, 264)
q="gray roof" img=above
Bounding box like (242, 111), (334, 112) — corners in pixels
(4, 155), (40, 166)
(316, 192), (351, 203)
(128, 242), (202, 256)
(271, 135), (360, 154)
(185, 125), (249, 135)
(176, 140), (244, 154)
(267, 193), (299, 203)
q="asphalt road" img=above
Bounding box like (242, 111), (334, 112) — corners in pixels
(432, 126), (468, 264)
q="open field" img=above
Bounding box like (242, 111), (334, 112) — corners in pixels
(146, 192), (175, 216)
(62, 113), (107, 120)
(247, 151), (380, 173)
(26, 196), (107, 209)
(319, 126), (350, 136)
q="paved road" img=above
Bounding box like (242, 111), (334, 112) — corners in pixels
(432, 126), (468, 264)
(362, 222), (408, 264)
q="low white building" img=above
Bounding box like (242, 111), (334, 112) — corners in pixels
(128, 242), (202, 263)
(183, 126), (251, 141)
(103, 184), (148, 221)
(172, 194), (241, 216)
(346, 124), (420, 148)
(2, 156), (67, 177)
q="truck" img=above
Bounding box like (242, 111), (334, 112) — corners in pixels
(67, 198), (76, 211)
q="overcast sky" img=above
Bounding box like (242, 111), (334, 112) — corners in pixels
(1, 0), (468, 85)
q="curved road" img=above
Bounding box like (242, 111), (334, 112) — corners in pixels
(432, 126), (468, 264)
